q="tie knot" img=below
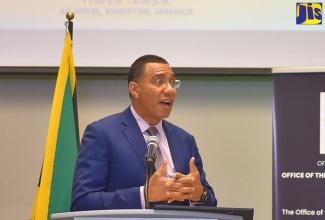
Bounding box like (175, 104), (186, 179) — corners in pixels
(146, 126), (158, 136)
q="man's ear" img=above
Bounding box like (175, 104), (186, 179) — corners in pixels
(129, 81), (139, 98)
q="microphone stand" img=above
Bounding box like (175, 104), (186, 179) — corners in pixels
(144, 166), (152, 209)
(144, 136), (158, 209)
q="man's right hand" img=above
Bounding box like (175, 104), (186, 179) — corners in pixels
(148, 160), (195, 202)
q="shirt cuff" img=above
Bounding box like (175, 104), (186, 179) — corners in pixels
(140, 186), (145, 209)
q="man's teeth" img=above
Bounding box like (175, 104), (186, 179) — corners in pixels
(161, 101), (171, 106)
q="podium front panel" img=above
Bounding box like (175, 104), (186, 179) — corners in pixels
(52, 209), (243, 220)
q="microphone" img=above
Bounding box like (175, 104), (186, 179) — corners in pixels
(145, 136), (159, 168)
(144, 135), (159, 209)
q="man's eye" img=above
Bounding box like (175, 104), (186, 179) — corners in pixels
(154, 80), (163, 86)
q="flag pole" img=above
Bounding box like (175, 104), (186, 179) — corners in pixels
(65, 11), (80, 148)
(66, 11), (74, 40)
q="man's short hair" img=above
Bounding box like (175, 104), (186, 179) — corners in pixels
(127, 54), (169, 84)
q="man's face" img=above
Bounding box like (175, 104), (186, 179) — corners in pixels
(131, 62), (177, 125)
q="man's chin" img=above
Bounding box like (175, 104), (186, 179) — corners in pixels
(161, 112), (172, 119)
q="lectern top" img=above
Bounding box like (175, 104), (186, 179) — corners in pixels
(51, 209), (243, 220)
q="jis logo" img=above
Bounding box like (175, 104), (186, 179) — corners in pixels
(296, 3), (322, 24)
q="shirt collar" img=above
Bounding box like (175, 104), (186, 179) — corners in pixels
(130, 105), (164, 137)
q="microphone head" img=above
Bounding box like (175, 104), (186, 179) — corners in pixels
(146, 136), (159, 145)
(145, 136), (159, 168)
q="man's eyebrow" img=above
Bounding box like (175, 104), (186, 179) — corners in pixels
(154, 72), (176, 78)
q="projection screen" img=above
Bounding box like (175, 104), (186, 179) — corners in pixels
(0, 0), (324, 68)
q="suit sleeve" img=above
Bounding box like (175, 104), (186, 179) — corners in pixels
(70, 123), (142, 211)
(191, 136), (218, 207)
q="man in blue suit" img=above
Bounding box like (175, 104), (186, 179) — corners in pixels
(71, 55), (217, 211)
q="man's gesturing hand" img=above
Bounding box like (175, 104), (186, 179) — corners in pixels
(167, 157), (205, 203)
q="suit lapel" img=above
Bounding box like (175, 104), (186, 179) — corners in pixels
(163, 121), (184, 173)
(121, 107), (147, 169)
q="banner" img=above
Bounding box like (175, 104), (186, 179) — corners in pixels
(273, 72), (325, 219)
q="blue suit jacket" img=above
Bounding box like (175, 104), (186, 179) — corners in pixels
(71, 106), (217, 211)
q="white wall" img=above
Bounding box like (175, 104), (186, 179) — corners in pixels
(0, 75), (272, 220)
